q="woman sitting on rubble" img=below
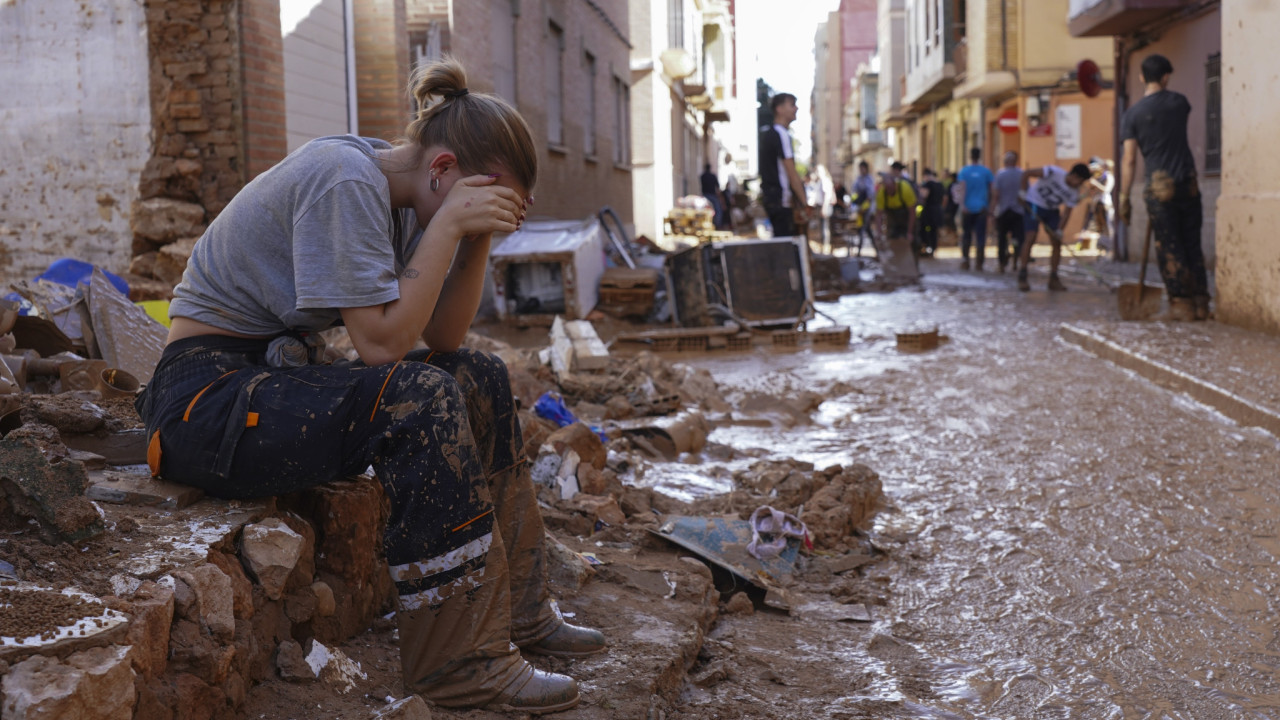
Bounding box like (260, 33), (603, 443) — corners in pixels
(134, 56), (603, 714)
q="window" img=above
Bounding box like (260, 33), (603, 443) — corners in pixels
(613, 75), (631, 165)
(1205, 53), (1221, 174)
(669, 0), (684, 49)
(492, 0), (517, 105)
(547, 22), (564, 146)
(584, 52), (597, 156)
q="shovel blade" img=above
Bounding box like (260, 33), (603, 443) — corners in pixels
(1117, 282), (1162, 320)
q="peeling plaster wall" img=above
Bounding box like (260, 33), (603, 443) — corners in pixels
(0, 0), (151, 285)
(1216, 3), (1280, 334)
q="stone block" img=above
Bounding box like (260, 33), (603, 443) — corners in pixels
(0, 433), (104, 543)
(274, 639), (314, 682)
(206, 551), (254, 621)
(129, 251), (159, 278)
(0, 645), (136, 720)
(130, 197), (205, 245)
(172, 564), (235, 641)
(545, 534), (594, 592)
(310, 581), (336, 617)
(152, 237), (198, 286)
(545, 422), (607, 470)
(86, 470), (203, 510)
(119, 581), (174, 679)
(572, 494), (626, 527)
(239, 517), (304, 601)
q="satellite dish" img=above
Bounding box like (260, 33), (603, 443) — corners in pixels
(1078, 59), (1107, 98)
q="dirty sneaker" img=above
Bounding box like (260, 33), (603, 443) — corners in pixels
(1017, 270), (1030, 292)
(1047, 274), (1067, 292)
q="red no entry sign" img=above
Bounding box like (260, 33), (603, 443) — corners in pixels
(998, 108), (1019, 134)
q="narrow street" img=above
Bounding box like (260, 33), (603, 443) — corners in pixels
(639, 263), (1280, 718)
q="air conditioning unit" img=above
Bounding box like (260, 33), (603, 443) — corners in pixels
(667, 236), (814, 328)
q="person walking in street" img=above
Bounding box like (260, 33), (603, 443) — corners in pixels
(851, 160), (878, 253)
(942, 170), (961, 246)
(759, 93), (809, 237)
(876, 161), (917, 250)
(1119, 53), (1210, 321)
(1087, 156), (1115, 256)
(701, 162), (726, 230)
(1016, 163), (1093, 291)
(134, 57), (602, 714)
(956, 148), (995, 271)
(918, 168), (945, 257)
(990, 151), (1025, 273)
(720, 153), (740, 231)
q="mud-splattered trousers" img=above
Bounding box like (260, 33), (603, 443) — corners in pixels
(136, 335), (559, 704)
(1145, 173), (1208, 300)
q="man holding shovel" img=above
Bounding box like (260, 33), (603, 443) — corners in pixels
(1016, 163), (1092, 292)
(1118, 53), (1210, 321)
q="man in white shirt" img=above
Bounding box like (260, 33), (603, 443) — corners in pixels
(758, 93), (810, 236)
(1016, 163), (1092, 292)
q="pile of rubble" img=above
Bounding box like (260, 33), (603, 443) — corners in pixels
(0, 299), (884, 718)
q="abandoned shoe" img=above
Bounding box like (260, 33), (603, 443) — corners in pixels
(522, 621), (607, 658)
(1017, 270), (1030, 292)
(486, 666), (580, 715)
(1047, 274), (1067, 292)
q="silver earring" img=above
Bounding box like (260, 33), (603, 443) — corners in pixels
(430, 176), (440, 192)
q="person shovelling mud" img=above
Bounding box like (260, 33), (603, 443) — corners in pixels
(1015, 162), (1092, 292)
(134, 56), (603, 714)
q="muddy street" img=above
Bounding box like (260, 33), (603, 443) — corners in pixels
(640, 265), (1280, 719)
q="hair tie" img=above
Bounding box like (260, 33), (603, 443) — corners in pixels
(444, 88), (469, 99)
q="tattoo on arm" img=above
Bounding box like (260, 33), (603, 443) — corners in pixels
(401, 268), (420, 279)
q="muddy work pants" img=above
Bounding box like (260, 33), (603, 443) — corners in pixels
(1145, 175), (1208, 300)
(136, 336), (558, 704)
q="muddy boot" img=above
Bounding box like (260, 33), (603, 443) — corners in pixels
(1017, 269), (1030, 292)
(521, 600), (607, 658)
(1192, 295), (1214, 321)
(1047, 274), (1067, 292)
(960, 258), (970, 271)
(397, 533), (580, 713)
(1158, 297), (1196, 322)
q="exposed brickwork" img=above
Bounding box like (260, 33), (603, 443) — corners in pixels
(355, 0), (411, 142)
(139, 0), (245, 225)
(239, 0), (288, 179)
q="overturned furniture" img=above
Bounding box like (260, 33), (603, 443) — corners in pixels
(490, 218), (607, 325)
(667, 236), (814, 328)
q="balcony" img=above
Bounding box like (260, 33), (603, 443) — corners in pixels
(902, 2), (960, 111)
(1068, 0), (1196, 37)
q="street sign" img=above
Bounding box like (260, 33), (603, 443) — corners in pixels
(998, 108), (1019, 134)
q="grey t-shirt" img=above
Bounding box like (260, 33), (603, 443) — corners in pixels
(993, 167), (1024, 215)
(170, 135), (422, 336)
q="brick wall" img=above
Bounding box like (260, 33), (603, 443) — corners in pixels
(239, 0), (288, 179)
(355, 0), (411, 142)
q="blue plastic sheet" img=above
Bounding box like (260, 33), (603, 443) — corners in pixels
(3, 258), (130, 315)
(533, 391), (608, 442)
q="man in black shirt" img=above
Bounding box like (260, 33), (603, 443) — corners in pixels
(917, 168), (945, 256)
(1119, 53), (1209, 321)
(701, 163), (725, 229)
(759, 93), (809, 237)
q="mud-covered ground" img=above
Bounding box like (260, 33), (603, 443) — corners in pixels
(246, 259), (1280, 719)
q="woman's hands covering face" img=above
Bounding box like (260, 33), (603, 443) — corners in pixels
(435, 174), (527, 240)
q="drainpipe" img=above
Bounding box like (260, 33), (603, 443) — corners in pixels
(1000, 0), (1008, 71)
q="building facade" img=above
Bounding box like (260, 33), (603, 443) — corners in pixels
(1069, 0), (1220, 264)
(872, 0), (1115, 242)
(811, 0), (878, 186)
(630, 0), (735, 243)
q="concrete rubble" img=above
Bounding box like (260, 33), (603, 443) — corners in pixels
(0, 308), (886, 719)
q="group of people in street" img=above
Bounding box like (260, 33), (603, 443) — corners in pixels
(755, 49), (1208, 319)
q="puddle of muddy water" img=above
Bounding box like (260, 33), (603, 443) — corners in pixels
(644, 285), (1280, 719)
